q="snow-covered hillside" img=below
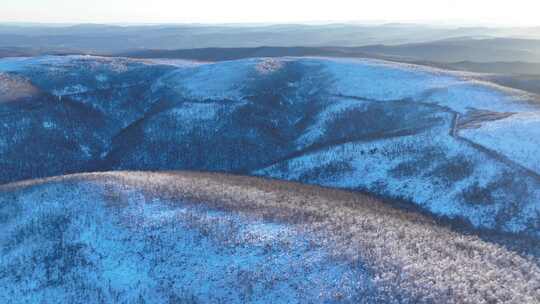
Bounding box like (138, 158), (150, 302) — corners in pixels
(0, 173), (371, 303)
(1, 172), (539, 303)
(1, 55), (540, 237)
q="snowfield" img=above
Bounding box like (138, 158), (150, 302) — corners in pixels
(460, 112), (540, 175)
(1, 55), (540, 239)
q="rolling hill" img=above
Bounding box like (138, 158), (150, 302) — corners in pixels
(1, 171), (539, 303)
(2, 23), (535, 52)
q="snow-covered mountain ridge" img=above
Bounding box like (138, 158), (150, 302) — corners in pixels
(1, 55), (540, 237)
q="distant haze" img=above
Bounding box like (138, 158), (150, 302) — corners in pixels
(2, 0), (540, 26)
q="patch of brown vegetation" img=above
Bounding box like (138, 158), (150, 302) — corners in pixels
(0, 73), (39, 103)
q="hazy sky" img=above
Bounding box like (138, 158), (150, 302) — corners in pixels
(2, 0), (540, 26)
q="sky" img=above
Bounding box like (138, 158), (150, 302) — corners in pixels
(2, 0), (540, 26)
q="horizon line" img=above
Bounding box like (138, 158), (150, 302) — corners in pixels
(1, 20), (539, 29)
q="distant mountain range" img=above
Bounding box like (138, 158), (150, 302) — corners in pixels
(119, 38), (540, 63)
(1, 23), (539, 52)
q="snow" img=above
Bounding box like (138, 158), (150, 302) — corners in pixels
(255, 58), (285, 74)
(142, 102), (232, 138)
(319, 57), (536, 115)
(52, 84), (89, 96)
(0, 180), (369, 303)
(168, 102), (222, 120)
(0, 56), (71, 72)
(460, 112), (540, 175)
(159, 59), (256, 101)
(144, 58), (204, 68)
(321, 58), (460, 101)
(258, 110), (540, 232)
(423, 82), (535, 114)
(79, 145), (92, 158)
(2, 55), (540, 237)
(42, 121), (55, 129)
(296, 98), (368, 147)
(0, 58), (27, 72)
(95, 74), (108, 82)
